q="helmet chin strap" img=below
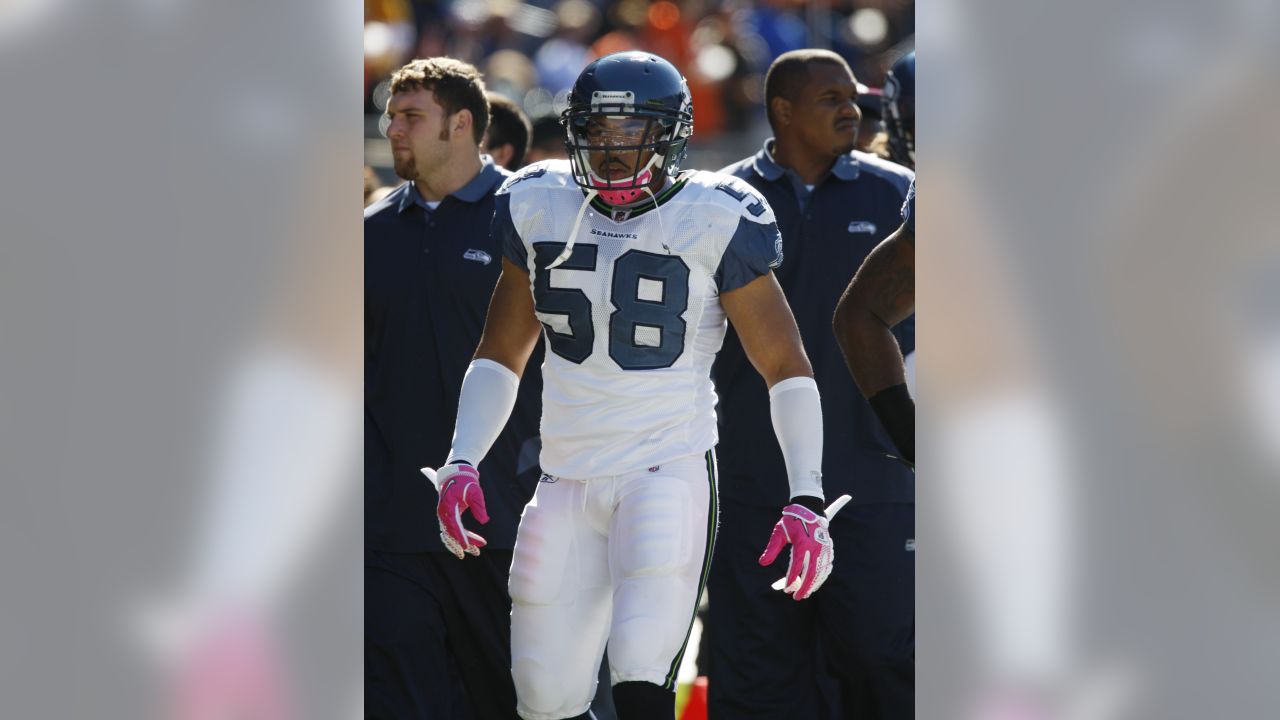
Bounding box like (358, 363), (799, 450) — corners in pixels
(551, 151), (670, 270)
(639, 182), (670, 255)
(547, 187), (599, 270)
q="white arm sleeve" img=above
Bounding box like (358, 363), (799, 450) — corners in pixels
(769, 375), (825, 501)
(446, 358), (521, 465)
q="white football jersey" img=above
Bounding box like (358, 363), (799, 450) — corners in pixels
(494, 159), (782, 479)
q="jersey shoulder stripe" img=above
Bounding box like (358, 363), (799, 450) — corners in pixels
(679, 170), (778, 227)
(497, 159), (575, 197)
(494, 160), (577, 267)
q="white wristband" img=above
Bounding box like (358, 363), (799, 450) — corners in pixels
(769, 375), (824, 501)
(446, 358), (520, 466)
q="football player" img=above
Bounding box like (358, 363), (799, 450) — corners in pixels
(835, 179), (915, 466)
(426, 51), (841, 720)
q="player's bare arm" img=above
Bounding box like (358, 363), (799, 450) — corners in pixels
(723, 270), (845, 600)
(473, 257), (543, 377)
(720, 271), (814, 386)
(833, 221), (915, 466)
(833, 223), (915, 398)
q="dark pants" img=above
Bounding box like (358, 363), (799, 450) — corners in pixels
(706, 499), (914, 720)
(365, 548), (519, 720)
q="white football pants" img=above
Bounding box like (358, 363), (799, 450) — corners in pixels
(509, 450), (718, 720)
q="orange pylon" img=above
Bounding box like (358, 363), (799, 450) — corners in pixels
(679, 676), (708, 720)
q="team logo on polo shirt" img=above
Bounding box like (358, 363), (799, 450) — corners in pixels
(847, 220), (877, 234)
(463, 249), (492, 265)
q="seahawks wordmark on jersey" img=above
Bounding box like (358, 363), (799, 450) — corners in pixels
(494, 159), (781, 479)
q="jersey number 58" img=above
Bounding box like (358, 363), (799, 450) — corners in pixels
(532, 243), (689, 370)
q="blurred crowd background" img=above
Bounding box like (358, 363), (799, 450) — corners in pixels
(364, 0), (914, 180)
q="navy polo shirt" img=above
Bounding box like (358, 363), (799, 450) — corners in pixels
(365, 160), (544, 552)
(714, 141), (915, 507)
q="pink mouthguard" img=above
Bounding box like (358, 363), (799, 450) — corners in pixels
(589, 168), (654, 206)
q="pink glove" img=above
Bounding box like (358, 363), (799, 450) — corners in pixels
(759, 503), (834, 600)
(424, 463), (489, 559)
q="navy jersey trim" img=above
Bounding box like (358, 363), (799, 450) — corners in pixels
(714, 215), (783, 293)
(494, 193), (527, 267)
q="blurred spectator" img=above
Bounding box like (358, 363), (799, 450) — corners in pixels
(484, 49), (540, 103)
(854, 83), (890, 157)
(364, 165), (392, 207)
(363, 166), (379, 205)
(482, 91), (533, 170)
(365, 0), (417, 110)
(525, 115), (568, 163)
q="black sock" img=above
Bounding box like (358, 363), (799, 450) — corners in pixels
(613, 681), (676, 720)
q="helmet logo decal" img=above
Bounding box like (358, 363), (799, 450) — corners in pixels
(590, 90), (635, 111)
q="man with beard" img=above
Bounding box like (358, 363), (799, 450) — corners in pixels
(710, 49), (916, 719)
(364, 57), (543, 719)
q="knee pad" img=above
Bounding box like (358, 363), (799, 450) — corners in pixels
(514, 654), (594, 719)
(608, 575), (693, 683)
(510, 499), (571, 606)
(612, 477), (695, 578)
(513, 655), (564, 715)
(608, 613), (671, 681)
